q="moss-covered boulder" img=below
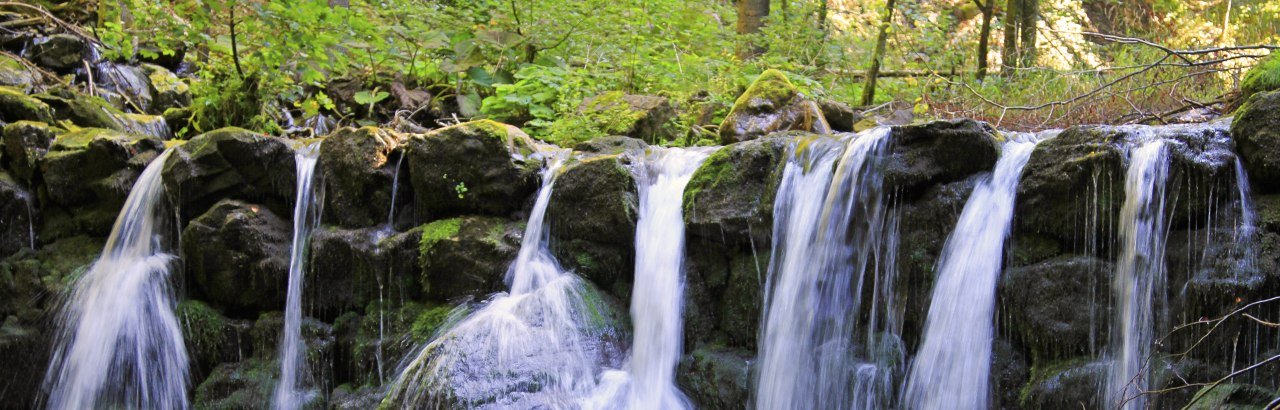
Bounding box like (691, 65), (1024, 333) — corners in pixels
(576, 92), (678, 143)
(417, 216), (521, 301)
(818, 99), (862, 132)
(718, 69), (828, 144)
(2, 121), (61, 183)
(1240, 51), (1280, 100)
(1232, 90), (1280, 194)
(182, 200), (290, 317)
(676, 347), (753, 410)
(32, 89), (169, 139)
(162, 127), (296, 221)
(319, 127), (404, 228)
(193, 358), (280, 410)
(1018, 359), (1106, 409)
(176, 300), (252, 383)
(1016, 126), (1126, 250)
(547, 155), (639, 296)
(0, 172), (34, 259)
(571, 135), (648, 156)
(38, 127), (164, 239)
(683, 134), (790, 248)
(309, 226), (422, 315)
(0, 86), (54, 123)
(1184, 383), (1276, 409)
(332, 302), (439, 387)
(406, 120), (541, 220)
(0, 235), (102, 318)
(143, 63), (190, 114)
(999, 256), (1111, 360)
(0, 54), (37, 92)
(29, 34), (92, 72)
(885, 119), (1001, 197)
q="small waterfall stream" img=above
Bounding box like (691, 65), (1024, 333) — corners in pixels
(756, 128), (900, 409)
(1108, 138), (1171, 409)
(900, 133), (1048, 409)
(274, 141), (325, 410)
(44, 148), (189, 409)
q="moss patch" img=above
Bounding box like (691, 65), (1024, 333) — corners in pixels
(732, 69), (798, 112)
(0, 86), (54, 123)
(1242, 52), (1280, 99)
(418, 218), (462, 256)
(410, 305), (457, 342)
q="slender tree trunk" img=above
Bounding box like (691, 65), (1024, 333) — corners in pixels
(819, 0), (828, 33)
(1018, 0), (1039, 67)
(1002, 0), (1020, 73)
(861, 0), (897, 106)
(736, 0), (770, 59)
(976, 0), (993, 81)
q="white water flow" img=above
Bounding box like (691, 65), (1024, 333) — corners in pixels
(1232, 158), (1258, 274)
(274, 142), (324, 410)
(1108, 139), (1171, 410)
(586, 148), (712, 409)
(44, 148), (189, 409)
(756, 128), (900, 409)
(387, 153), (405, 225)
(385, 150), (620, 408)
(900, 134), (1046, 409)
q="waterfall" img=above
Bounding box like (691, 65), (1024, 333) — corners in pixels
(900, 133), (1048, 409)
(755, 128), (900, 409)
(274, 141), (325, 410)
(585, 147), (712, 409)
(43, 148), (189, 409)
(384, 149), (620, 408)
(387, 153), (405, 225)
(1108, 139), (1171, 410)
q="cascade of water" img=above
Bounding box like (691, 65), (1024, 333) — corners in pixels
(385, 149), (621, 408)
(1232, 158), (1258, 274)
(755, 128), (900, 409)
(22, 189), (35, 250)
(44, 148), (189, 409)
(1108, 139), (1171, 410)
(274, 142), (325, 410)
(387, 153), (406, 226)
(900, 132), (1048, 409)
(585, 147), (712, 409)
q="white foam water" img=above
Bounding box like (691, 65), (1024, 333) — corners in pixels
(274, 141), (325, 410)
(44, 148), (189, 409)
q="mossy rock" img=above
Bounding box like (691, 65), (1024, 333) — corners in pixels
(0, 235), (102, 318)
(1232, 90), (1280, 194)
(0, 86), (54, 124)
(1015, 125), (1126, 250)
(1184, 383), (1276, 409)
(999, 255), (1111, 361)
(90, 62), (153, 113)
(38, 127), (164, 239)
(683, 134), (790, 248)
(571, 135), (649, 156)
(143, 63), (190, 114)
(576, 91), (678, 143)
(884, 119), (1001, 198)
(309, 225), (423, 315)
(340, 301), (434, 386)
(547, 154), (639, 293)
(32, 88), (170, 139)
(1240, 51), (1280, 100)
(718, 69), (827, 144)
(29, 34), (91, 72)
(177, 300), (253, 383)
(319, 126), (404, 228)
(2, 121), (62, 183)
(1018, 358), (1106, 409)
(676, 346), (753, 410)
(405, 120), (541, 219)
(0, 172), (34, 259)
(162, 127), (296, 221)
(717, 252), (768, 350)
(193, 357), (281, 410)
(417, 216), (521, 301)
(182, 200), (290, 317)
(0, 54), (37, 93)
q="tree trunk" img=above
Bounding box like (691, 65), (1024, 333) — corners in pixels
(1002, 0), (1020, 73)
(861, 0), (897, 106)
(1018, 0), (1039, 67)
(976, 0), (993, 81)
(736, 0), (770, 59)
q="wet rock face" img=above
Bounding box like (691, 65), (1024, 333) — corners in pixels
(162, 127), (296, 222)
(0, 172), (34, 259)
(1016, 126), (1127, 252)
(28, 34), (92, 72)
(2, 121), (61, 183)
(1019, 359), (1107, 409)
(417, 216), (522, 302)
(884, 119), (1001, 198)
(896, 176), (978, 348)
(683, 134), (790, 249)
(719, 69), (828, 144)
(406, 120), (541, 220)
(1000, 256), (1111, 361)
(1232, 90), (1280, 194)
(0, 86), (54, 123)
(547, 154), (639, 296)
(319, 126), (403, 228)
(677, 347), (753, 410)
(182, 199), (290, 317)
(39, 127), (164, 239)
(0, 319), (51, 408)
(309, 226), (423, 316)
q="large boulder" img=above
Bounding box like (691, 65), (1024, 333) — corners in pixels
(38, 127), (164, 239)
(162, 127), (296, 221)
(0, 86), (54, 123)
(28, 34), (92, 72)
(0, 173), (34, 259)
(319, 126), (404, 228)
(719, 69), (827, 144)
(884, 119), (1001, 197)
(1016, 126), (1126, 250)
(417, 216), (522, 302)
(2, 121), (61, 183)
(576, 92), (678, 143)
(683, 134), (790, 248)
(181, 200), (290, 317)
(309, 226), (423, 315)
(547, 154), (639, 296)
(405, 120), (541, 220)
(1232, 90), (1280, 194)
(999, 256), (1111, 360)
(676, 347), (754, 410)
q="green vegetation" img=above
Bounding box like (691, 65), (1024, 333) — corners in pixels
(1241, 52), (1280, 99)
(418, 218), (462, 258)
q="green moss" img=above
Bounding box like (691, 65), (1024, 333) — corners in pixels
(682, 145), (734, 211)
(176, 300), (228, 353)
(410, 305), (457, 342)
(418, 218), (462, 272)
(732, 69), (798, 111)
(1019, 357), (1090, 405)
(1185, 383), (1275, 409)
(147, 65), (189, 95)
(1241, 52), (1280, 99)
(0, 86), (54, 123)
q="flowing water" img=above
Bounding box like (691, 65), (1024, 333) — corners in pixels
(274, 142), (325, 410)
(384, 150), (622, 408)
(1108, 139), (1171, 410)
(756, 128), (901, 409)
(44, 148), (189, 409)
(900, 133), (1048, 409)
(586, 147), (712, 409)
